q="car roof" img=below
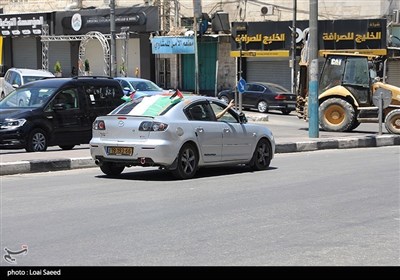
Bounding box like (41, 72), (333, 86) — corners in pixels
(18, 76), (122, 88)
(8, 68), (55, 77)
(114, 77), (151, 82)
(249, 82), (289, 91)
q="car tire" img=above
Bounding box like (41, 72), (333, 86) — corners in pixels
(25, 128), (48, 152)
(319, 98), (356, 132)
(59, 145), (75, 150)
(171, 143), (198, 179)
(100, 162), (125, 176)
(384, 109), (400, 135)
(281, 109), (292, 115)
(257, 100), (268, 113)
(250, 138), (272, 171)
(220, 95), (230, 104)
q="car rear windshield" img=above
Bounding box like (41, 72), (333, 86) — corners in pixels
(111, 95), (182, 116)
(0, 87), (57, 108)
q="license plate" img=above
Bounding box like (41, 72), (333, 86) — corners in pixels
(107, 146), (133, 156)
(288, 104), (296, 108)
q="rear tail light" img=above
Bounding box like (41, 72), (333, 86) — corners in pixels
(139, 121), (168, 131)
(93, 120), (106, 130)
(274, 94), (287, 100)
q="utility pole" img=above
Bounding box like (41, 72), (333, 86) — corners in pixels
(308, 0), (319, 138)
(193, 0), (202, 95)
(291, 0), (297, 95)
(110, 0), (117, 77)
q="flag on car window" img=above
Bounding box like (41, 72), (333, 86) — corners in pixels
(128, 94), (182, 116)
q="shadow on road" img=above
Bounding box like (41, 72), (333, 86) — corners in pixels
(95, 165), (278, 181)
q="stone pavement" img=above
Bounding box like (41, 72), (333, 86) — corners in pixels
(1, 111), (399, 175)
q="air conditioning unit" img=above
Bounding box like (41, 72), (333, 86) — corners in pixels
(394, 10), (400, 24)
(261, 5), (274, 16)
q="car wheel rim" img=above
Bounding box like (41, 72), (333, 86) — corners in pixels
(258, 101), (267, 112)
(221, 96), (229, 103)
(181, 148), (196, 174)
(32, 133), (46, 151)
(256, 142), (270, 167)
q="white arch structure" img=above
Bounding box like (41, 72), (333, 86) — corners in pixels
(41, 28), (130, 76)
(78, 31), (110, 76)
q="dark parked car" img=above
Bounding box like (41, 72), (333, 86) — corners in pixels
(218, 82), (296, 114)
(0, 76), (125, 152)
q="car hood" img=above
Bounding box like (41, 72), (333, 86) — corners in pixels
(0, 108), (35, 121)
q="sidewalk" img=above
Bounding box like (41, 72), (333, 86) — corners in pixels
(1, 112), (399, 175)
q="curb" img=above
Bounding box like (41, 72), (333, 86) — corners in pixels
(1, 135), (399, 176)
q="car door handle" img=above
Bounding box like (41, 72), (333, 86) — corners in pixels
(196, 127), (204, 133)
(223, 128), (230, 133)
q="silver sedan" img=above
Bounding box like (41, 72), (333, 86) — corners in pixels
(90, 94), (275, 179)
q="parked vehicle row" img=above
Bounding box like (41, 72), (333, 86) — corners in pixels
(0, 77), (125, 152)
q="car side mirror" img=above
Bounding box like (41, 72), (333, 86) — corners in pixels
(239, 112), (247, 124)
(12, 84), (19, 89)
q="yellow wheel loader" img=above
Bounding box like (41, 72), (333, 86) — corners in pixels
(296, 52), (400, 134)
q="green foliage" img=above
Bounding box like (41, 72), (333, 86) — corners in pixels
(54, 61), (62, 73)
(84, 59), (90, 72)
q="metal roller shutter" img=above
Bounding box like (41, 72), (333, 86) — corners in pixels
(387, 60), (400, 87)
(13, 37), (38, 69)
(246, 58), (291, 90)
(49, 41), (72, 77)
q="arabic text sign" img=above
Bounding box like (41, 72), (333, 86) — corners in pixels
(151, 36), (195, 54)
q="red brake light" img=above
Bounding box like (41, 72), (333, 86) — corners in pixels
(93, 120), (106, 130)
(274, 94), (287, 100)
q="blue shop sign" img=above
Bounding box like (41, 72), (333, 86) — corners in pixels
(151, 36), (195, 54)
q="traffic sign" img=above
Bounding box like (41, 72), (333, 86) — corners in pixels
(237, 78), (246, 94)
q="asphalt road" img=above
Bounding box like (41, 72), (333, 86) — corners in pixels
(1, 147), (399, 266)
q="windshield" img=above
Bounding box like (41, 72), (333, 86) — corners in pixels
(0, 87), (57, 108)
(110, 95), (182, 116)
(129, 80), (163, 91)
(23, 76), (51, 84)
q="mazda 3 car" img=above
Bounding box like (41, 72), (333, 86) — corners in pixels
(90, 94), (275, 179)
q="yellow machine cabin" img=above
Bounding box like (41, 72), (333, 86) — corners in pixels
(296, 52), (400, 134)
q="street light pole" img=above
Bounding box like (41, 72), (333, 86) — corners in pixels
(110, 0), (117, 77)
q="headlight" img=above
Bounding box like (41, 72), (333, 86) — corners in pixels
(0, 118), (26, 129)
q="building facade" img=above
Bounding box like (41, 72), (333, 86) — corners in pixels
(0, 0), (399, 92)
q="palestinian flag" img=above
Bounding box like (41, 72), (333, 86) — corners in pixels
(128, 93), (183, 116)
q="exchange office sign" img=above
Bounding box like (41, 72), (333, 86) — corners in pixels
(231, 19), (387, 57)
(0, 13), (51, 37)
(151, 36), (195, 54)
(55, 6), (159, 35)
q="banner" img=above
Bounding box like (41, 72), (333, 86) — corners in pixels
(151, 36), (195, 54)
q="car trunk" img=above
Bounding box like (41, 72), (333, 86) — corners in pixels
(100, 115), (153, 142)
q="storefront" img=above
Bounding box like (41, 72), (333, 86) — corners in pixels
(231, 19), (387, 90)
(0, 13), (53, 70)
(54, 6), (159, 78)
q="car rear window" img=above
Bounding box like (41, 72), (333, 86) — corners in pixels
(111, 95), (182, 116)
